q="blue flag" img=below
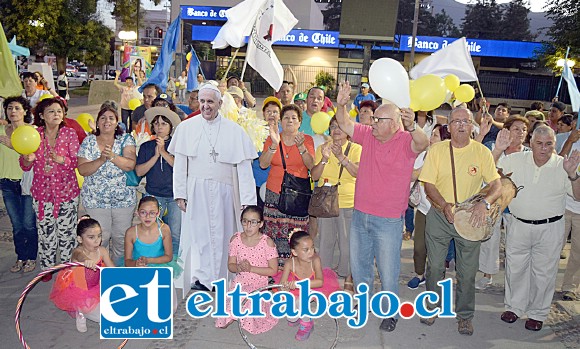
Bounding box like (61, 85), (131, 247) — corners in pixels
(186, 48), (201, 92)
(139, 17), (181, 93)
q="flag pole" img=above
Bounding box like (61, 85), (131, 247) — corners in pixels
(240, 55), (249, 82)
(475, 79), (487, 114)
(223, 47), (240, 80)
(555, 46), (570, 99)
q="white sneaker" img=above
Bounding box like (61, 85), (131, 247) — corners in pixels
(76, 312), (87, 332)
(475, 276), (492, 290)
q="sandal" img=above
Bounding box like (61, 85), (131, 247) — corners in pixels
(11, 260), (24, 273)
(23, 260), (37, 273)
(344, 281), (355, 294)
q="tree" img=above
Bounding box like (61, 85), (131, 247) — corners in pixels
(322, 0), (342, 31)
(397, 0), (441, 36)
(498, 0), (535, 41)
(106, 0), (160, 32)
(545, 0), (580, 53)
(0, 0), (112, 71)
(433, 9), (461, 37)
(461, 0), (503, 39)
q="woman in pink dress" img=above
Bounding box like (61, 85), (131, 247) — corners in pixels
(215, 206), (279, 334)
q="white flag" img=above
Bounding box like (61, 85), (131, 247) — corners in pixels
(562, 62), (580, 112)
(212, 0), (265, 49)
(246, 0), (297, 91)
(410, 37), (478, 82)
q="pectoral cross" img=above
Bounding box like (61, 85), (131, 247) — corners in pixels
(209, 147), (219, 163)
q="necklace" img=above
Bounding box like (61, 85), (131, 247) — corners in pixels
(43, 128), (59, 173)
(202, 117), (222, 162)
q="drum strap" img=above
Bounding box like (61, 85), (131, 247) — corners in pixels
(449, 143), (458, 205)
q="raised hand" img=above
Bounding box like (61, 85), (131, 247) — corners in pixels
(321, 142), (332, 160)
(294, 132), (305, 148)
(337, 81), (351, 107)
(269, 121), (280, 145)
(564, 150), (580, 177)
(479, 114), (493, 137)
(400, 107), (415, 129)
(494, 128), (511, 151)
(330, 142), (343, 158)
(567, 130), (580, 144)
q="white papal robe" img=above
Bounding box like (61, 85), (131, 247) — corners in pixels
(169, 114), (257, 296)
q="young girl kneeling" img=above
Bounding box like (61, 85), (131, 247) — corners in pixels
(49, 216), (115, 332)
(277, 230), (340, 341)
(124, 196), (182, 311)
(215, 205), (279, 333)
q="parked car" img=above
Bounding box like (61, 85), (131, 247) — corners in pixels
(77, 67), (88, 79)
(54, 72), (89, 88)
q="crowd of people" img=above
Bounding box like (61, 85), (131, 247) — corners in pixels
(0, 69), (579, 341)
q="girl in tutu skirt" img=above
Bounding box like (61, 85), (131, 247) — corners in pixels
(275, 230), (340, 341)
(215, 205), (279, 333)
(124, 196), (182, 311)
(49, 216), (115, 332)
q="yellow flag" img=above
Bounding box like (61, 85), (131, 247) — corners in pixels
(0, 22), (23, 97)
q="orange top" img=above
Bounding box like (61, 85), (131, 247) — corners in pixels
(263, 135), (314, 194)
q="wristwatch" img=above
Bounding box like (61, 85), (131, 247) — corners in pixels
(406, 122), (417, 132)
(481, 198), (491, 210)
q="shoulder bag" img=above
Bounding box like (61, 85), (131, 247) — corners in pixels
(120, 134), (142, 187)
(277, 141), (312, 217)
(308, 142), (352, 218)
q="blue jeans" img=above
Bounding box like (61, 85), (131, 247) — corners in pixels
(404, 205), (415, 233)
(446, 239), (456, 262)
(154, 195), (182, 255)
(350, 209), (403, 315)
(0, 179), (37, 260)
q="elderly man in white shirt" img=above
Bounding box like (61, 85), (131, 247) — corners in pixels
(497, 125), (580, 331)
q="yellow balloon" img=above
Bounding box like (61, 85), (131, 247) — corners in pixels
(311, 112), (331, 134)
(175, 82), (180, 87)
(11, 125), (41, 155)
(39, 94), (53, 102)
(455, 84), (476, 103)
(444, 74), (460, 92)
(128, 98), (141, 111)
(411, 74), (447, 111)
(186, 52), (192, 61)
(409, 99), (422, 112)
(75, 168), (84, 188)
(327, 110), (335, 117)
(76, 113), (94, 132)
(349, 109), (357, 118)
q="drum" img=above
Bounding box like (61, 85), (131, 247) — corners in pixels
(453, 175), (519, 241)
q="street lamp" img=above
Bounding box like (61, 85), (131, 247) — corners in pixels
(557, 59), (576, 68)
(118, 31), (137, 42)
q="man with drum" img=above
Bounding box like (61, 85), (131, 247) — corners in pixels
(419, 107), (502, 336)
(497, 125), (580, 331)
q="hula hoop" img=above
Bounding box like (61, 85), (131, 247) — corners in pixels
(15, 261), (129, 349)
(238, 284), (340, 349)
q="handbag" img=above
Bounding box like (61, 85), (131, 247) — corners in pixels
(58, 79), (66, 88)
(308, 142), (352, 218)
(408, 180), (421, 208)
(277, 141), (312, 217)
(120, 134), (142, 187)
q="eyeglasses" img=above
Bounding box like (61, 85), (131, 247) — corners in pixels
(241, 219), (261, 227)
(265, 110), (280, 115)
(371, 116), (393, 123)
(138, 210), (158, 218)
(450, 119), (471, 126)
(329, 125), (340, 130)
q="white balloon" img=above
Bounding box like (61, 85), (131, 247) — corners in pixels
(369, 58), (410, 108)
(259, 183), (267, 202)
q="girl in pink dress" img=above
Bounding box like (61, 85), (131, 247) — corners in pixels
(276, 230), (340, 341)
(215, 206), (279, 333)
(49, 216), (115, 332)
